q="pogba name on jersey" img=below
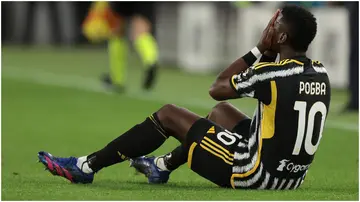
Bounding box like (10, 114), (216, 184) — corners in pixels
(299, 81), (327, 95)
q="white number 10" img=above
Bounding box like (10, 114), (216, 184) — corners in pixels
(293, 101), (327, 155)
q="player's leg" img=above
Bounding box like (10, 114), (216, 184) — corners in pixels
(184, 117), (246, 187)
(131, 102), (251, 183)
(159, 102), (250, 169)
(103, 2), (129, 91)
(130, 3), (159, 90)
(37, 104), (201, 183)
(207, 101), (251, 131)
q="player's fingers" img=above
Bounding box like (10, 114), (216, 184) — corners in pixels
(263, 9), (279, 41)
(266, 27), (275, 42)
(268, 27), (274, 37)
(270, 9), (280, 26)
(271, 9), (280, 24)
(267, 9), (280, 28)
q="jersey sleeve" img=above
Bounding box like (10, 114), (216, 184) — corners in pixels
(230, 65), (271, 104)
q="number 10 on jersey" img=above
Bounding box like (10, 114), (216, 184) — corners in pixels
(292, 101), (327, 156)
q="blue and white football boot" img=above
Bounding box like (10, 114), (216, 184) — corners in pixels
(37, 151), (94, 184)
(130, 156), (170, 184)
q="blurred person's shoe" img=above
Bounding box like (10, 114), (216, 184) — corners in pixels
(143, 64), (157, 91)
(37, 151), (94, 184)
(130, 156), (170, 184)
(101, 73), (125, 93)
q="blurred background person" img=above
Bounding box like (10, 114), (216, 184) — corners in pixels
(83, 2), (159, 93)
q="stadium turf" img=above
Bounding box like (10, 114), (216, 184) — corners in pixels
(2, 47), (358, 200)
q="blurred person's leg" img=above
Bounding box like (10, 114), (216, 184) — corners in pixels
(104, 2), (129, 91)
(130, 2), (159, 90)
(347, 2), (359, 111)
(81, 2), (127, 91)
(92, 2), (158, 91)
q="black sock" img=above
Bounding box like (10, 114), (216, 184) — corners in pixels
(87, 113), (168, 172)
(162, 145), (187, 171)
(143, 64), (157, 90)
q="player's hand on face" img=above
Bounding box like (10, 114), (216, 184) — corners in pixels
(257, 9), (280, 53)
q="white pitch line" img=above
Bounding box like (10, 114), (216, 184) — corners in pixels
(2, 67), (358, 132)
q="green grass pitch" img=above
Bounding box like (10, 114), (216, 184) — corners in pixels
(1, 47), (358, 200)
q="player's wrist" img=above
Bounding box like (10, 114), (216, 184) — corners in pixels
(242, 46), (262, 67)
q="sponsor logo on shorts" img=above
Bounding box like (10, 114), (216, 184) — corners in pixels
(276, 159), (310, 173)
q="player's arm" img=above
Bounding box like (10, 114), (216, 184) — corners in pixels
(228, 66), (271, 104)
(209, 9), (280, 101)
(209, 48), (261, 101)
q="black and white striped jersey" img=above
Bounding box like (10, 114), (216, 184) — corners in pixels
(229, 56), (331, 189)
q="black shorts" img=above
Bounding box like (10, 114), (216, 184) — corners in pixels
(186, 118), (251, 187)
(110, 2), (156, 24)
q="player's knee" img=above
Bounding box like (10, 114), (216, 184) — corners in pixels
(210, 102), (230, 115)
(130, 15), (151, 40)
(208, 102), (232, 121)
(213, 102), (232, 110)
(157, 104), (179, 125)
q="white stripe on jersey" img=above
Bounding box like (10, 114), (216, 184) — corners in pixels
(248, 103), (262, 150)
(231, 100), (310, 190)
(313, 66), (327, 73)
(233, 151), (258, 172)
(233, 103), (262, 172)
(248, 130), (257, 148)
(284, 179), (294, 190)
(240, 90), (255, 98)
(248, 110), (260, 149)
(234, 152), (250, 159)
(237, 141), (247, 148)
(300, 178), (305, 187)
(270, 177), (279, 189)
(235, 66), (304, 90)
(258, 172), (270, 190)
(277, 179), (287, 190)
(234, 164), (264, 187)
(293, 177), (302, 190)
(298, 170), (308, 188)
